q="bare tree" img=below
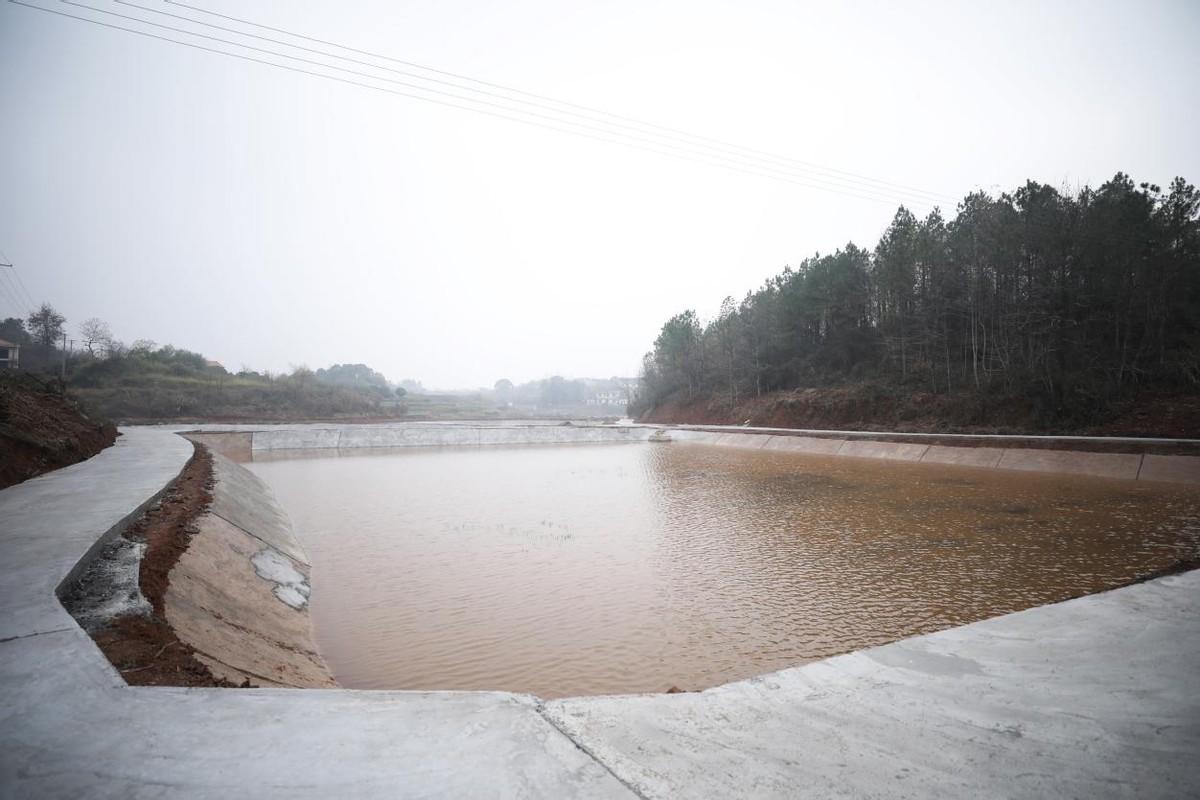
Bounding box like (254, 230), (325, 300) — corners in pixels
(79, 317), (113, 357)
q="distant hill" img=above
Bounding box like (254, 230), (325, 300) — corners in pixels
(66, 346), (403, 423)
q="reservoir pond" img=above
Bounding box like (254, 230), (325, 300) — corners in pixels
(246, 442), (1200, 698)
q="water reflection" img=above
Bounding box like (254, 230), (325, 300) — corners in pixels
(246, 442), (1200, 698)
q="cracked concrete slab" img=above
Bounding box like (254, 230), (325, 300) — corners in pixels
(164, 512), (333, 688)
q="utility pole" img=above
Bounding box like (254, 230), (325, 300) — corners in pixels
(60, 334), (74, 382)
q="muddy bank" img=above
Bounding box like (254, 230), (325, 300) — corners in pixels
(642, 386), (1200, 439)
(0, 372), (116, 489)
(61, 444), (238, 686)
(61, 438), (334, 688)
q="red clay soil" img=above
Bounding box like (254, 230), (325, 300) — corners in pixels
(642, 386), (1200, 440)
(89, 445), (244, 687)
(1088, 391), (1200, 439)
(0, 372), (116, 489)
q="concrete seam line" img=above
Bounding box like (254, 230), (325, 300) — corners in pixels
(533, 703), (650, 800)
(0, 627), (74, 645)
(1135, 453), (1146, 481)
(189, 647), (295, 687)
(209, 510), (311, 567)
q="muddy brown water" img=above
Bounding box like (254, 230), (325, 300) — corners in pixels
(245, 442), (1200, 698)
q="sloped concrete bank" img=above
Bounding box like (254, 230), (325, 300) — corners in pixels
(1, 425), (1198, 796)
(182, 421), (1200, 484)
(186, 422), (656, 457)
(543, 570), (1200, 799)
(668, 427), (1200, 484)
(0, 428), (627, 797)
(168, 440), (333, 687)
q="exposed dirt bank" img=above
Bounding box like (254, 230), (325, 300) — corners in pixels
(64, 444), (243, 687)
(641, 387), (1200, 440)
(0, 373), (116, 489)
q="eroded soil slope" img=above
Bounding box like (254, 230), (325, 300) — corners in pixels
(0, 372), (116, 489)
(61, 444), (242, 687)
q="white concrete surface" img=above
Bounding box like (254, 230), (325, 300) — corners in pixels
(546, 571), (1200, 799)
(664, 422), (1200, 447)
(251, 422), (654, 451)
(175, 421), (1200, 484)
(3, 425), (1197, 798)
(0, 427), (191, 643)
(664, 424), (1200, 484)
(0, 428), (630, 799)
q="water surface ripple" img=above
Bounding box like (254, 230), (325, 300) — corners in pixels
(247, 442), (1200, 697)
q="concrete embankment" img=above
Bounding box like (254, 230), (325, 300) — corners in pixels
(185, 421), (1200, 484)
(188, 423), (654, 458)
(2, 424), (1198, 796)
(0, 428), (625, 797)
(543, 569), (1200, 799)
(169, 441), (333, 687)
(670, 427), (1200, 484)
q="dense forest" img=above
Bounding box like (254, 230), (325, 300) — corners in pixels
(636, 173), (1200, 431)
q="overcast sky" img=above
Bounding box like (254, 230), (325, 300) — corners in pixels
(2, 0), (1198, 388)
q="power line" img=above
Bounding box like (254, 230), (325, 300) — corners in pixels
(8, 266), (38, 312)
(0, 248), (38, 312)
(0, 266), (31, 317)
(15, 1), (1169, 252)
(0, 272), (22, 317)
(163, 0), (956, 203)
(15, 1), (939, 209)
(62, 0), (937, 208)
(120, 0), (954, 205)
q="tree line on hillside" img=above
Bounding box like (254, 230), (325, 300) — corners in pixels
(1, 308), (407, 420)
(637, 173), (1200, 426)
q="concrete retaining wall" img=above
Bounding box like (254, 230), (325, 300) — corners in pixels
(182, 423), (1200, 485)
(249, 424), (654, 452)
(171, 443), (334, 688)
(183, 431), (252, 461)
(1138, 454), (1200, 485)
(668, 427), (1200, 485)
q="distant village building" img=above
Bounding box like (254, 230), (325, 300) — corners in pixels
(204, 359), (225, 372)
(0, 338), (20, 369)
(588, 390), (628, 407)
(585, 379), (639, 407)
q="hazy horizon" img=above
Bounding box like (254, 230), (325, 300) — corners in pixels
(2, 0), (1198, 388)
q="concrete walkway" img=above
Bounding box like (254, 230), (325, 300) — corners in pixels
(546, 571), (1200, 798)
(2, 427), (1198, 798)
(0, 429), (629, 799)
